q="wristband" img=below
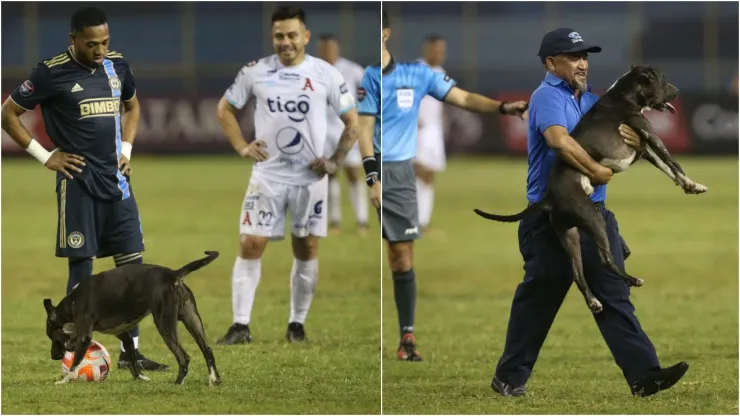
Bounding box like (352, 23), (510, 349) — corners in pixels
(498, 101), (509, 115)
(26, 139), (55, 165)
(362, 156), (378, 187)
(121, 141), (133, 160)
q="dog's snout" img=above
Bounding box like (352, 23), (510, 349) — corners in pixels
(667, 82), (679, 97)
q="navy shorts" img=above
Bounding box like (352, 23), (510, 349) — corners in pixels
(55, 178), (145, 259)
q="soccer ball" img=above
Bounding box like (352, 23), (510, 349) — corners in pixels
(61, 340), (111, 382)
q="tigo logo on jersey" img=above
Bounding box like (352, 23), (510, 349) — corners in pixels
(267, 95), (311, 122)
(397, 88), (414, 112)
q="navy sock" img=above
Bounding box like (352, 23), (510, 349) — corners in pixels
(393, 269), (416, 338)
(114, 253), (144, 343)
(67, 258), (93, 295)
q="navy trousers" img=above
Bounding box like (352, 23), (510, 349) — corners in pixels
(495, 203), (660, 387)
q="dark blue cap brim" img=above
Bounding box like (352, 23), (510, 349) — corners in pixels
(560, 43), (602, 54)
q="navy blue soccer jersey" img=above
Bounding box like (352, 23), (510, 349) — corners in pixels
(10, 48), (136, 201)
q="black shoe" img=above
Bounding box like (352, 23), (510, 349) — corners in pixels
(216, 323), (252, 345)
(117, 349), (169, 371)
(491, 376), (527, 397)
(397, 333), (423, 362)
(286, 322), (308, 343)
(630, 361), (689, 397)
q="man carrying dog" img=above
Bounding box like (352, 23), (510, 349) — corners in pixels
(491, 28), (689, 397)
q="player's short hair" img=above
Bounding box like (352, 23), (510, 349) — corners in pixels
(318, 33), (338, 42)
(271, 6), (306, 24)
(70, 7), (108, 33)
(423, 33), (445, 44)
(382, 10), (390, 30)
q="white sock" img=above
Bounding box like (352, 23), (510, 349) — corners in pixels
(232, 257), (262, 325)
(349, 180), (369, 224)
(328, 176), (342, 224)
(120, 336), (139, 352)
(417, 179), (434, 228)
(289, 258), (319, 324)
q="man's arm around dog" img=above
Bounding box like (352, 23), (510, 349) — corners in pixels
(530, 87), (613, 184)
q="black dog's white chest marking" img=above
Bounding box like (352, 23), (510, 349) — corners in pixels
(599, 149), (637, 173)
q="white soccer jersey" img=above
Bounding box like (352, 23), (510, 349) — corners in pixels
(225, 54), (355, 185)
(326, 57), (365, 141)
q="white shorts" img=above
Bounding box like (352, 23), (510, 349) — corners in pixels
(415, 128), (446, 172)
(239, 175), (328, 240)
(324, 131), (362, 168)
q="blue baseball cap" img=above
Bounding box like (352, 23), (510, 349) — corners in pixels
(538, 28), (602, 63)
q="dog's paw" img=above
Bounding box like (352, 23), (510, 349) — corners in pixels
(628, 277), (644, 287)
(692, 183), (708, 194)
(55, 375), (73, 385)
(208, 368), (221, 386)
(136, 374), (151, 382)
(588, 298), (603, 314)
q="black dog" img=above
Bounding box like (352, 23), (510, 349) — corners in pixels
(44, 251), (222, 385)
(474, 66), (707, 314)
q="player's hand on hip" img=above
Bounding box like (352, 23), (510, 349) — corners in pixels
(240, 140), (269, 161)
(309, 157), (338, 176)
(618, 124), (642, 149)
(502, 101), (529, 118)
(370, 180), (381, 209)
(45, 151), (85, 179)
(119, 155), (132, 177)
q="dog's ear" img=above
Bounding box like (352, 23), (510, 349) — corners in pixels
(43, 299), (54, 315)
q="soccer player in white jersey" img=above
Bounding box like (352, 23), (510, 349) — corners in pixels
(317, 34), (370, 236)
(415, 34), (448, 233)
(215, 6), (359, 345)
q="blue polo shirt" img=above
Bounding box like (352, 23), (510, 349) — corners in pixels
(526, 72), (604, 203)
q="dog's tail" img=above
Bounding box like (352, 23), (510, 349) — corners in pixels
(473, 198), (552, 223)
(172, 251), (220, 280)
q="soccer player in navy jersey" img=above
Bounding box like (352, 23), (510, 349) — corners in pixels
(1, 7), (167, 371)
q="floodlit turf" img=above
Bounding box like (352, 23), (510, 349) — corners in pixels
(381, 156), (738, 415)
(1, 156), (380, 414)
